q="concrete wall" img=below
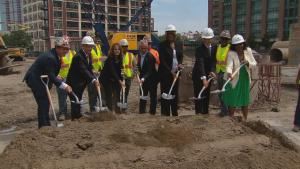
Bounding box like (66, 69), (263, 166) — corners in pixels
(289, 23), (300, 65)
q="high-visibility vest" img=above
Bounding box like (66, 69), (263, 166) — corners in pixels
(58, 50), (75, 79)
(91, 44), (103, 72)
(122, 52), (134, 78)
(150, 48), (160, 65)
(216, 44), (230, 73)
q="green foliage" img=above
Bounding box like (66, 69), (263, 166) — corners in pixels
(2, 30), (33, 49)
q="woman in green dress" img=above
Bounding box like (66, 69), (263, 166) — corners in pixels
(222, 34), (257, 120)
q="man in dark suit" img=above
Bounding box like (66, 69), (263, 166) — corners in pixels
(137, 40), (157, 114)
(158, 24), (184, 116)
(67, 36), (100, 120)
(23, 36), (72, 128)
(192, 28), (217, 114)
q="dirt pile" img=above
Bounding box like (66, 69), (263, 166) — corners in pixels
(1, 115), (300, 169)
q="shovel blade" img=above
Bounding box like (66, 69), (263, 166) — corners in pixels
(140, 96), (149, 100)
(95, 106), (109, 112)
(161, 93), (175, 100)
(117, 102), (128, 109)
(56, 123), (64, 128)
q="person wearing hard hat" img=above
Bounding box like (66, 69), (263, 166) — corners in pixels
(158, 24), (184, 116)
(192, 28), (217, 115)
(23, 36), (73, 128)
(56, 36), (76, 121)
(137, 40), (157, 114)
(216, 30), (231, 117)
(119, 39), (136, 111)
(67, 36), (100, 121)
(86, 30), (106, 112)
(221, 34), (257, 121)
(143, 35), (160, 71)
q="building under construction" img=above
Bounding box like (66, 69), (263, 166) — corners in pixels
(22, 0), (153, 51)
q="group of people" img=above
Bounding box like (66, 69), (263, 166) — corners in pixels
(24, 24), (258, 129)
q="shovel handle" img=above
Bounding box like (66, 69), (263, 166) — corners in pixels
(221, 63), (246, 91)
(168, 70), (182, 95)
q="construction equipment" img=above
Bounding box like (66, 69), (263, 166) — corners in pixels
(190, 76), (214, 100)
(0, 34), (22, 74)
(40, 75), (64, 128)
(6, 48), (25, 61)
(211, 63), (247, 94)
(162, 69), (183, 100)
(136, 73), (149, 101)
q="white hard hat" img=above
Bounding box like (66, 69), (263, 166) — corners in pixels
(201, 28), (214, 39)
(55, 35), (70, 48)
(231, 34), (245, 45)
(81, 36), (95, 45)
(165, 24), (177, 32)
(119, 39), (129, 46)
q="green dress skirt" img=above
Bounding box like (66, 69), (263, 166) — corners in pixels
(222, 65), (250, 107)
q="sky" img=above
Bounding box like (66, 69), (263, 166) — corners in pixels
(151, 0), (208, 35)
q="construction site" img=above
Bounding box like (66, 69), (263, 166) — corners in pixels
(1, 0), (300, 169)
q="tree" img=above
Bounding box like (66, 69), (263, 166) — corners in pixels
(158, 33), (183, 42)
(2, 30), (33, 49)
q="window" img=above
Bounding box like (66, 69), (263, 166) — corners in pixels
(66, 2), (78, 9)
(54, 20), (62, 29)
(67, 12), (78, 19)
(81, 22), (92, 29)
(67, 21), (78, 28)
(67, 31), (79, 37)
(54, 30), (62, 37)
(53, 1), (62, 8)
(267, 0), (279, 39)
(54, 11), (62, 18)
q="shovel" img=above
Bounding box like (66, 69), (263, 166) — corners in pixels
(190, 76), (214, 100)
(211, 63), (246, 94)
(70, 92), (90, 118)
(40, 75), (64, 128)
(95, 79), (108, 112)
(136, 74), (149, 100)
(161, 69), (182, 100)
(117, 84), (128, 109)
(70, 92), (86, 105)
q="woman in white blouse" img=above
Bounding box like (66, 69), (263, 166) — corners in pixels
(221, 34), (257, 121)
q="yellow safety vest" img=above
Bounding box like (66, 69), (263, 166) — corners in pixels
(58, 50), (75, 79)
(91, 44), (103, 72)
(216, 44), (230, 73)
(122, 52), (134, 78)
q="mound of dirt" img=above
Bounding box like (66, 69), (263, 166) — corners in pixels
(1, 115), (300, 169)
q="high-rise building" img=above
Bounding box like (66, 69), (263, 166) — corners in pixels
(208, 0), (300, 41)
(0, 0), (23, 31)
(23, 0), (152, 52)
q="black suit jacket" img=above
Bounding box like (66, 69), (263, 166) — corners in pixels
(137, 52), (156, 84)
(158, 40), (183, 78)
(192, 43), (217, 81)
(67, 49), (95, 89)
(100, 56), (123, 84)
(24, 48), (63, 87)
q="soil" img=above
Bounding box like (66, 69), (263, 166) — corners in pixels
(0, 59), (300, 169)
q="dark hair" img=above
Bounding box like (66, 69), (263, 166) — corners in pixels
(108, 43), (122, 60)
(230, 42), (247, 51)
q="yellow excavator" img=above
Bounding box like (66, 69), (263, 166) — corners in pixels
(0, 34), (22, 74)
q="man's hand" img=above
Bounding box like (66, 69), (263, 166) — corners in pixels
(57, 75), (63, 81)
(64, 85), (72, 93)
(228, 73), (233, 80)
(119, 80), (125, 88)
(203, 79), (209, 88)
(94, 80), (100, 88)
(209, 72), (217, 78)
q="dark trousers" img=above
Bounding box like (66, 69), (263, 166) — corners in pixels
(87, 82), (98, 112)
(294, 88), (300, 126)
(139, 81), (157, 114)
(124, 78), (132, 103)
(193, 79), (211, 114)
(102, 80), (121, 113)
(160, 75), (179, 116)
(69, 85), (85, 119)
(217, 72), (228, 116)
(26, 77), (51, 128)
